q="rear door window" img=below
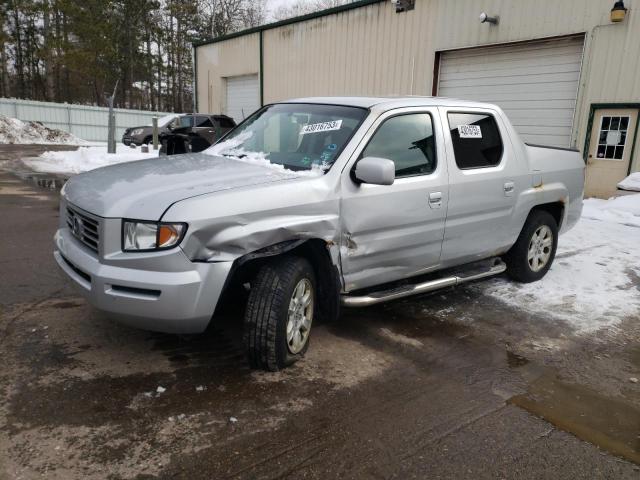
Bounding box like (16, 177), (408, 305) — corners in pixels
(361, 113), (436, 177)
(178, 116), (194, 128)
(195, 116), (214, 128)
(216, 117), (236, 129)
(447, 112), (503, 169)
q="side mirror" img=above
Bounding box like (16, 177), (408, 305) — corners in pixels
(354, 157), (395, 185)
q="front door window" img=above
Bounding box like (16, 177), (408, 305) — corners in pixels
(596, 115), (629, 160)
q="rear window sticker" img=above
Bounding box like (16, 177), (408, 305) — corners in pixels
(458, 124), (482, 139)
(300, 120), (343, 135)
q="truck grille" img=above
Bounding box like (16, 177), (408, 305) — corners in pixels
(66, 205), (100, 254)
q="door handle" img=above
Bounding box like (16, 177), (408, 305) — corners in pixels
(428, 192), (442, 209)
(503, 182), (515, 197)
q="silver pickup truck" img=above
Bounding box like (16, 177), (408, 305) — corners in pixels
(54, 97), (584, 370)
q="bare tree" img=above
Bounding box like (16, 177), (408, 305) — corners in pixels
(0, 0), (267, 111)
(271, 0), (350, 21)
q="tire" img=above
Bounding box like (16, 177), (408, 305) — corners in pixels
(243, 256), (316, 371)
(504, 210), (558, 283)
(143, 136), (152, 145)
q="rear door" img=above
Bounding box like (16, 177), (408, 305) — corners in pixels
(340, 108), (448, 291)
(215, 116), (237, 138)
(193, 115), (217, 144)
(438, 107), (519, 265)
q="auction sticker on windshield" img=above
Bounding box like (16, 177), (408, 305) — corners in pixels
(458, 125), (482, 138)
(300, 120), (342, 135)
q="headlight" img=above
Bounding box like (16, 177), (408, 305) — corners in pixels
(131, 128), (143, 135)
(122, 220), (187, 251)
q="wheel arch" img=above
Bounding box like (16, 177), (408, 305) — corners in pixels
(529, 201), (565, 229)
(227, 239), (342, 323)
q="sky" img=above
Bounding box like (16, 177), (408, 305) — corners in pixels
(268, 0), (302, 9)
(267, 0), (315, 19)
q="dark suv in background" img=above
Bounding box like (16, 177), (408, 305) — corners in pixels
(122, 114), (180, 146)
(159, 114), (236, 155)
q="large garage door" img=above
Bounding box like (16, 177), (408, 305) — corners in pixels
(437, 36), (584, 147)
(225, 74), (260, 123)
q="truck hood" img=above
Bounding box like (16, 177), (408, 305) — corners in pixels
(62, 152), (299, 219)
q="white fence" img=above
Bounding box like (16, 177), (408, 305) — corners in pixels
(0, 98), (173, 142)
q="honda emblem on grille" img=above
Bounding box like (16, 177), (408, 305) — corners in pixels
(72, 216), (83, 237)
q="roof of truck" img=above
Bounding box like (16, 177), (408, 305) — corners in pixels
(283, 96), (500, 111)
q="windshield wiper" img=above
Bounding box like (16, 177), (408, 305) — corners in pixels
(220, 152), (247, 159)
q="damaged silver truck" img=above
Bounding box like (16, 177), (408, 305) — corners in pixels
(54, 97), (584, 371)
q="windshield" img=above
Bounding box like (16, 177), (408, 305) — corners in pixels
(207, 103), (368, 171)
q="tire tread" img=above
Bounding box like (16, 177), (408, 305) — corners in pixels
(504, 209), (558, 283)
(243, 256), (312, 371)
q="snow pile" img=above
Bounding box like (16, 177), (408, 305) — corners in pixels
(582, 194), (640, 227)
(482, 194), (640, 333)
(0, 114), (86, 145)
(24, 144), (159, 174)
(205, 131), (326, 177)
(618, 172), (640, 192)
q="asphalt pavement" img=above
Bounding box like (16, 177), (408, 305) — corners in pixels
(0, 144), (639, 479)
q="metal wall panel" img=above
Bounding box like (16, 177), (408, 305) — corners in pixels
(195, 33), (260, 114)
(0, 98), (172, 142)
(438, 36), (585, 146)
(196, 0), (640, 170)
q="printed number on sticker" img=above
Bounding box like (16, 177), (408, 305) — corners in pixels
(458, 125), (482, 139)
(300, 120), (343, 135)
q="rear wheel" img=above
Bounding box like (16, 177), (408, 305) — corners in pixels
(243, 256), (316, 371)
(504, 210), (558, 283)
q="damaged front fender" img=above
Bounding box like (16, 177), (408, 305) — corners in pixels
(161, 176), (342, 268)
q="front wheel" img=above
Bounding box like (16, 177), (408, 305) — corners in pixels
(504, 210), (558, 283)
(243, 256), (316, 371)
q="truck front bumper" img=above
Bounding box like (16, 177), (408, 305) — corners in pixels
(53, 228), (233, 334)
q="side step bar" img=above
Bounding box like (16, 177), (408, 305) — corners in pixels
(341, 259), (506, 307)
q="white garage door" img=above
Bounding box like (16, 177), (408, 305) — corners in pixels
(438, 36), (584, 147)
(225, 74), (260, 123)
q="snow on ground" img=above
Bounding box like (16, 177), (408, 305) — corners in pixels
(483, 194), (640, 334)
(0, 115), (86, 145)
(24, 144), (158, 174)
(618, 172), (640, 192)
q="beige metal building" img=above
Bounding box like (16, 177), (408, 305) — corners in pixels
(193, 0), (640, 198)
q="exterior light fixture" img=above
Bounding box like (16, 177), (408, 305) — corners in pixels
(479, 12), (499, 25)
(611, 1), (627, 22)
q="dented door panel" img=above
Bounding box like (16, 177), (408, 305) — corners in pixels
(339, 107), (448, 292)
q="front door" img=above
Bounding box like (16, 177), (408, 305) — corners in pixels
(585, 108), (638, 198)
(340, 108), (448, 292)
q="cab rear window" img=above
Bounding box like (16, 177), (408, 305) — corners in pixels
(447, 113), (503, 169)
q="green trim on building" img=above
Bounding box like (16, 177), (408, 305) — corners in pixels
(259, 30), (264, 106)
(192, 0), (384, 48)
(193, 47), (198, 112)
(583, 102), (640, 175)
